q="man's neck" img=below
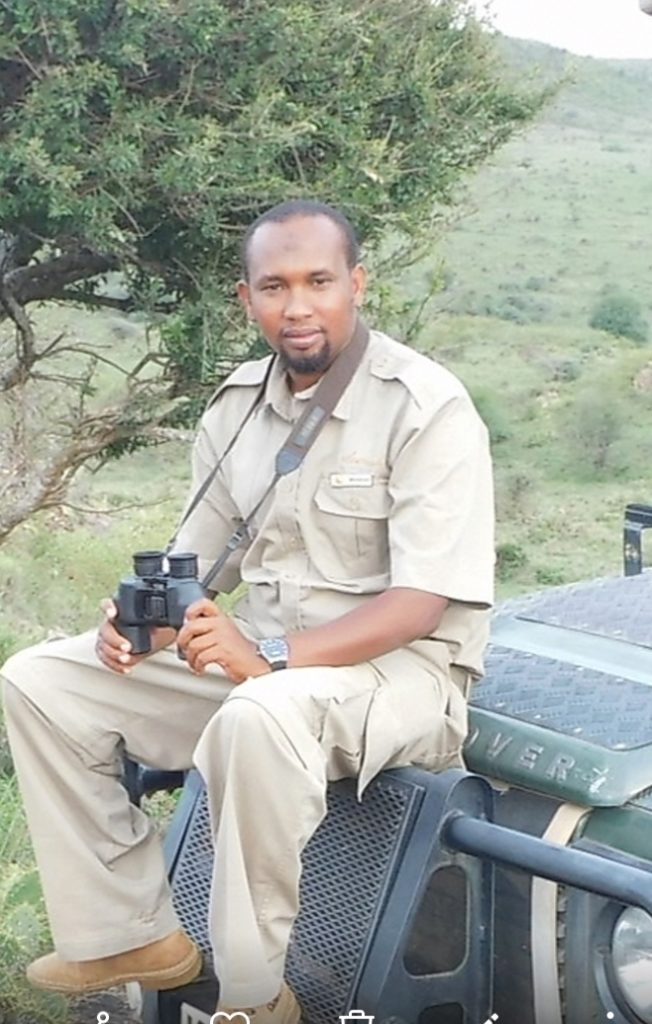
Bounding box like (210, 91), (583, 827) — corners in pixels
(286, 369), (324, 394)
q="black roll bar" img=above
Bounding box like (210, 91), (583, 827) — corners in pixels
(444, 811), (652, 916)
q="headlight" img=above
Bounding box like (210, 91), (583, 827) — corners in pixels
(612, 907), (652, 1024)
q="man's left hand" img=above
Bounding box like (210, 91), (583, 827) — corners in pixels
(177, 599), (269, 683)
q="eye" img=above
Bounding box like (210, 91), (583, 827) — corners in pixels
(261, 282), (282, 293)
(313, 276), (332, 287)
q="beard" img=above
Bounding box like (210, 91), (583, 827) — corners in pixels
(278, 338), (333, 377)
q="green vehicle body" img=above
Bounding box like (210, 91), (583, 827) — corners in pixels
(462, 561), (652, 1024)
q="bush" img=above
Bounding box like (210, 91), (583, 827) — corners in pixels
(544, 357), (581, 383)
(589, 286), (649, 344)
(496, 542), (528, 581)
(535, 566), (566, 586)
(525, 276), (547, 291)
(487, 292), (549, 324)
(564, 388), (626, 474)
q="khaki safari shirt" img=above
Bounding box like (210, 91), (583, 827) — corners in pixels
(175, 329), (494, 679)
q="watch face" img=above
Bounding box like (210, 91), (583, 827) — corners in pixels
(258, 636), (289, 667)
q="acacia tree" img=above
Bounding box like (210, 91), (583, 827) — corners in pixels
(0, 0), (543, 541)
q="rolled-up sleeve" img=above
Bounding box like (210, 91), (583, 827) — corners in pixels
(388, 392), (494, 607)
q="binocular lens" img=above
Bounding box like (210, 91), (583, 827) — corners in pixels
(133, 550), (165, 577)
(168, 553), (199, 578)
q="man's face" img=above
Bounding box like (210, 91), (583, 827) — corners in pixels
(238, 214), (366, 389)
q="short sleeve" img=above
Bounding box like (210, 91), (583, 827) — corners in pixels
(388, 392), (494, 607)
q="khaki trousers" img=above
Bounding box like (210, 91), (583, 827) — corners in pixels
(1, 631), (467, 1007)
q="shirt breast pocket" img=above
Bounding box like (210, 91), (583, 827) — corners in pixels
(312, 476), (391, 580)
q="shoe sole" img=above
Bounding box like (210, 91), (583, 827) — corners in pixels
(27, 944), (203, 995)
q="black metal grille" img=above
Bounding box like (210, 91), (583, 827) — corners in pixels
(471, 645), (652, 750)
(170, 800), (214, 958)
(169, 775), (418, 1024)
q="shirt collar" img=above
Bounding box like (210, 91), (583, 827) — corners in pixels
(263, 354), (356, 423)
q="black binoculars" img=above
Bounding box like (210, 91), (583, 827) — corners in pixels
(113, 550), (206, 654)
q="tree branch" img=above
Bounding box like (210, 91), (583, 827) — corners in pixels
(0, 386), (185, 542)
(51, 496), (176, 515)
(0, 286), (35, 366)
(6, 248), (120, 305)
(57, 289), (137, 312)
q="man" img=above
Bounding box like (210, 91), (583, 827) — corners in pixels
(1, 200), (494, 1024)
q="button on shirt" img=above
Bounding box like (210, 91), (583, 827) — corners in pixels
(174, 329), (495, 677)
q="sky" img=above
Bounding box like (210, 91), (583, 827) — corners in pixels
(471, 0), (652, 59)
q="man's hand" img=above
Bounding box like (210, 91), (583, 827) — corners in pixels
(95, 600), (176, 675)
(176, 599), (270, 683)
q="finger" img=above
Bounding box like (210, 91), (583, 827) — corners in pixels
(100, 598), (118, 620)
(184, 631), (224, 660)
(177, 620), (224, 651)
(182, 638), (214, 673)
(99, 618), (132, 654)
(184, 598), (221, 621)
(188, 644), (225, 675)
(95, 635), (133, 675)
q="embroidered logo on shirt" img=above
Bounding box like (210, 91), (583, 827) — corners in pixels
(329, 473), (375, 488)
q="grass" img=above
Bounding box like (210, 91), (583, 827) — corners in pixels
(0, 707), (67, 1022)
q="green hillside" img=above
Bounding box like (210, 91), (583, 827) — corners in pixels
(436, 42), (652, 329)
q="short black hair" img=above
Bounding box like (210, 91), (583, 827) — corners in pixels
(241, 199), (360, 278)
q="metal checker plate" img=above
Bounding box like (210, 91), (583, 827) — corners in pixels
(501, 572), (652, 648)
(471, 644), (652, 750)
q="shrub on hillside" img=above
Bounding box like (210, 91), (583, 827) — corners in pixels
(525, 276), (547, 291)
(589, 286), (649, 344)
(496, 542), (528, 581)
(450, 290), (548, 324)
(565, 388), (627, 474)
(543, 356), (582, 383)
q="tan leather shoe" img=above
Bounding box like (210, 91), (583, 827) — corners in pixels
(216, 981), (301, 1024)
(26, 929), (202, 994)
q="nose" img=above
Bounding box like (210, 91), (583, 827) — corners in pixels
(284, 287), (312, 319)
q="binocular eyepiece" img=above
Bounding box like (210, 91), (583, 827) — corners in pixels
(132, 550), (199, 580)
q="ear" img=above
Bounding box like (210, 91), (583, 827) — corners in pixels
(351, 264), (367, 307)
(237, 279), (253, 320)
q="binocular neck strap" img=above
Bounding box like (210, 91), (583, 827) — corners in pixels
(165, 358), (274, 556)
(201, 316), (370, 590)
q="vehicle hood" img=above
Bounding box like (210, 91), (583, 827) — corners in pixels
(465, 572), (652, 807)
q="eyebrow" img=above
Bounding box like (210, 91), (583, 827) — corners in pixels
(254, 269), (335, 287)
(253, 274), (283, 287)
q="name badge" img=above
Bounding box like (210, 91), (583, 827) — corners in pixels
(329, 472), (375, 488)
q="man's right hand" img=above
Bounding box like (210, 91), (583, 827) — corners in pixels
(95, 600), (176, 675)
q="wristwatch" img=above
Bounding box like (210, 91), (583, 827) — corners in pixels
(256, 636), (290, 671)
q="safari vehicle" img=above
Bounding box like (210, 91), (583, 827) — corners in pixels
(130, 504), (652, 1024)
